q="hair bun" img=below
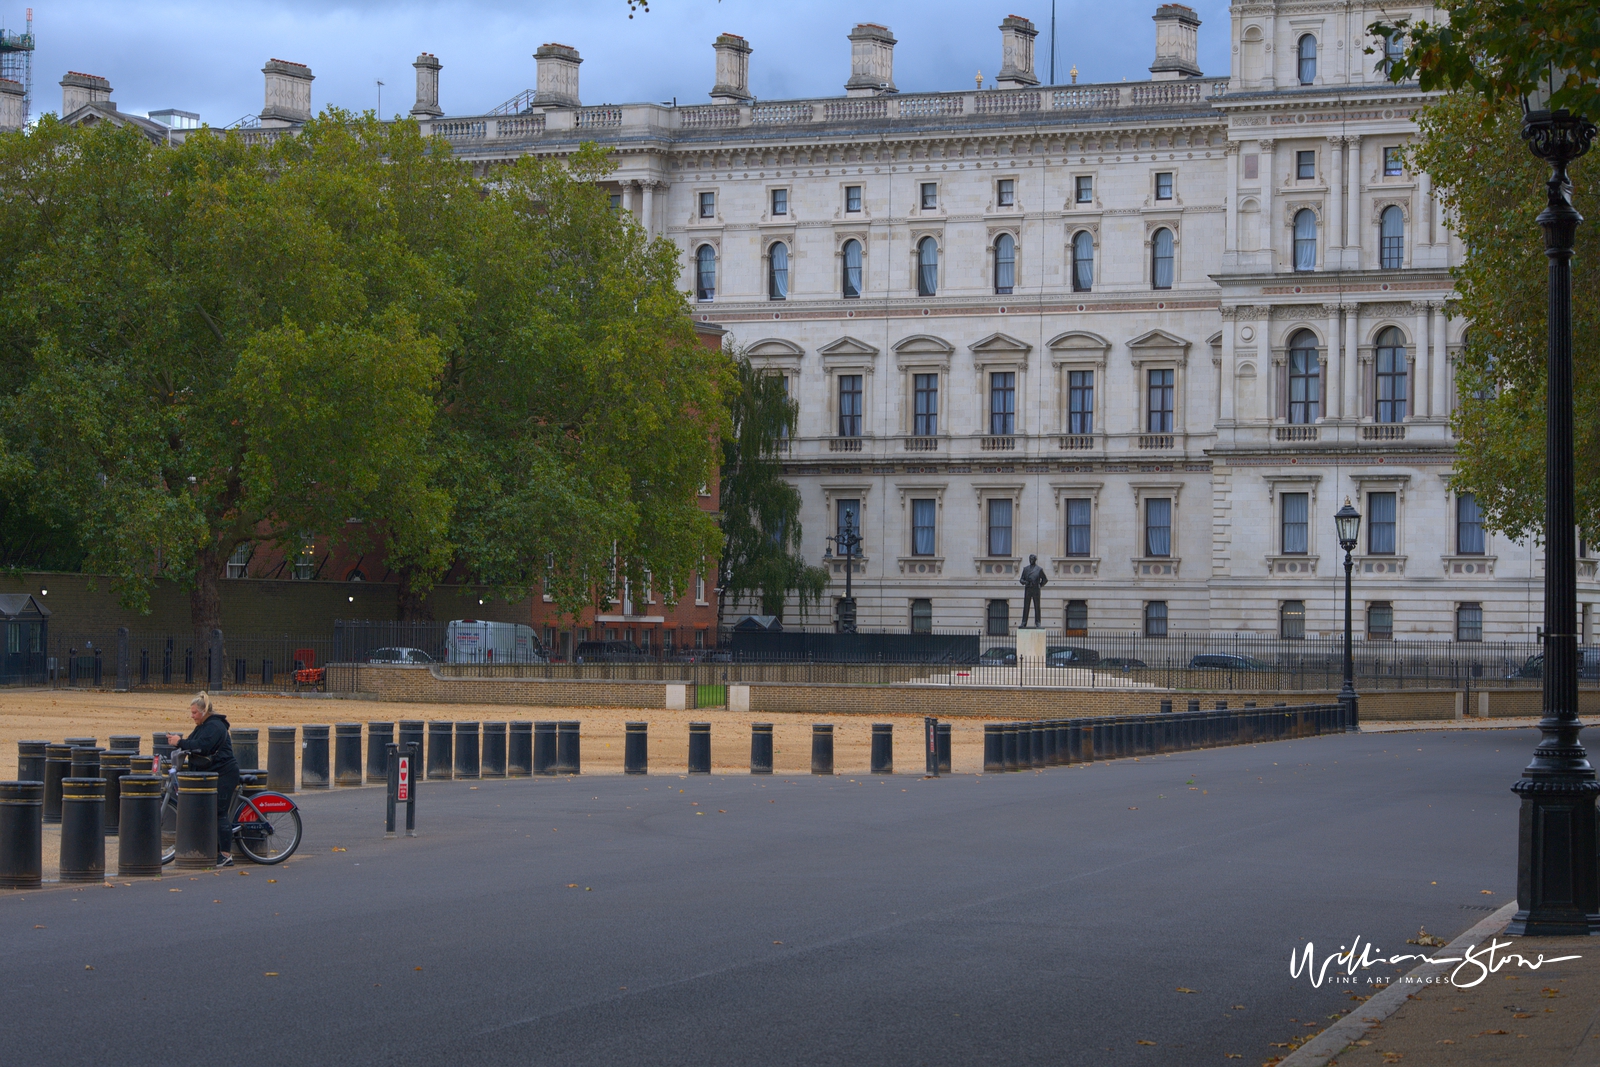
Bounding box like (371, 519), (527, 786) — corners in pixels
(193, 691), (213, 716)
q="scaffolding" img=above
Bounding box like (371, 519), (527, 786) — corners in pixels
(0, 9), (33, 123)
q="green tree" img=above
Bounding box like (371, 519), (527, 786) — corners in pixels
(715, 357), (827, 627)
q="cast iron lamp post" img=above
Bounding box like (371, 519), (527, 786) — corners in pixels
(1335, 498), (1361, 731)
(1508, 68), (1600, 936)
(823, 516), (862, 635)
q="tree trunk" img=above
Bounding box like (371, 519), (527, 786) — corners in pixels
(190, 545), (224, 682)
(396, 565), (434, 622)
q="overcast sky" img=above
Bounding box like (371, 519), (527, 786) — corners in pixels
(21, 0), (1235, 125)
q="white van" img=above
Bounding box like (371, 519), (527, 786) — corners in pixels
(445, 620), (546, 664)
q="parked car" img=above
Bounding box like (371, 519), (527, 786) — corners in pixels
(365, 647), (433, 665)
(1098, 657), (1148, 670)
(1506, 650), (1600, 681)
(574, 640), (654, 663)
(1046, 646), (1102, 667)
(979, 646), (1018, 666)
(1188, 653), (1273, 671)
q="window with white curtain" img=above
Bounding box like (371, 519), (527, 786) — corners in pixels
(1145, 499), (1172, 558)
(1066, 499), (1092, 556)
(994, 233), (1016, 295)
(911, 499), (936, 556)
(987, 498), (1013, 557)
(916, 237), (938, 297)
(1072, 231), (1094, 292)
(1380, 206), (1404, 269)
(841, 239), (862, 298)
(768, 242), (788, 300)
(1287, 331), (1321, 424)
(1298, 35), (1317, 84)
(1151, 228), (1174, 289)
(1293, 210), (1317, 271)
(1375, 327), (1408, 423)
(1282, 493), (1309, 554)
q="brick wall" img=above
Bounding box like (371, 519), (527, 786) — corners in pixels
(340, 665), (667, 708)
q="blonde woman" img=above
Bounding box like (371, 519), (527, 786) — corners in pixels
(166, 692), (240, 867)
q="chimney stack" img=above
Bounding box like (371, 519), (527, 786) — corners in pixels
(845, 24), (897, 97)
(996, 15), (1040, 88)
(710, 33), (753, 103)
(1149, 4), (1202, 79)
(60, 72), (112, 116)
(260, 59), (314, 126)
(411, 53), (442, 118)
(533, 43), (581, 108)
(0, 78), (25, 129)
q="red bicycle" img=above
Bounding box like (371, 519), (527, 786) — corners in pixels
(157, 754), (302, 865)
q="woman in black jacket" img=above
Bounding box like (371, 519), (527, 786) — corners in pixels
(166, 692), (240, 867)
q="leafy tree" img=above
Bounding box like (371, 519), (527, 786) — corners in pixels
(0, 486), (84, 571)
(715, 357), (827, 627)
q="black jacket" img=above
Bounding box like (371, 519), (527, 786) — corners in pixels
(177, 713), (237, 771)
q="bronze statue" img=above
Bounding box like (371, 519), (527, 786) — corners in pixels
(1019, 553), (1047, 628)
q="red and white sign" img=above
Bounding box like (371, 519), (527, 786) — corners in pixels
(397, 757), (410, 801)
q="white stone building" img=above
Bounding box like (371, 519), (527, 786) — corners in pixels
(408, 2), (1584, 640)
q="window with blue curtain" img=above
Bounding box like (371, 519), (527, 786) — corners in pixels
(768, 242), (788, 300)
(842, 239), (862, 298)
(837, 499), (860, 542)
(1282, 493), (1309, 554)
(1151, 228), (1174, 289)
(1457, 494), (1485, 554)
(911, 499), (937, 556)
(994, 233), (1016, 295)
(1288, 331), (1320, 423)
(1066, 499), (1092, 556)
(1147, 369), (1175, 433)
(913, 373), (938, 436)
(1145, 499), (1172, 557)
(1069, 370), (1094, 433)
(838, 374), (862, 436)
(990, 372), (1016, 435)
(917, 237), (938, 296)
(1293, 210), (1317, 271)
(1368, 492), (1397, 554)
(987, 498), (1013, 557)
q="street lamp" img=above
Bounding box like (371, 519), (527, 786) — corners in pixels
(1335, 498), (1361, 731)
(1508, 67), (1600, 936)
(823, 515), (862, 635)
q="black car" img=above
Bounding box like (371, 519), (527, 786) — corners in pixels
(1188, 653), (1273, 671)
(1046, 646), (1102, 667)
(574, 640), (654, 663)
(1098, 657), (1148, 670)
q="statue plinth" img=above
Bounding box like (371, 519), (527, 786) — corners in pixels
(1016, 627), (1047, 663)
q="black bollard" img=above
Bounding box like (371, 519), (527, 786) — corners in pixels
(266, 726), (297, 793)
(1002, 723), (1019, 771)
(1041, 721), (1058, 766)
(65, 736), (97, 751)
(0, 781), (43, 889)
(231, 728), (259, 773)
(1092, 722), (1109, 761)
(508, 721), (533, 777)
(624, 722), (648, 775)
(152, 732), (174, 766)
(101, 752), (130, 836)
(481, 722), (507, 779)
(16, 740), (47, 785)
(533, 722), (557, 776)
(983, 724), (1004, 773)
(870, 723), (893, 775)
(810, 724), (834, 775)
(174, 770), (218, 869)
(117, 774), (162, 877)
(129, 755), (155, 775)
(70, 746), (103, 780)
(687, 722), (711, 774)
(454, 722), (481, 780)
(43, 744), (71, 823)
(59, 777), (105, 883)
(333, 723), (363, 787)
(750, 723), (774, 774)
(426, 721), (454, 781)
(300, 725), (330, 789)
(109, 735), (141, 754)
(937, 722), (952, 775)
(398, 720), (425, 777)
(556, 721), (580, 775)
(367, 722), (395, 783)
(1030, 723), (1046, 769)
(1068, 720), (1085, 763)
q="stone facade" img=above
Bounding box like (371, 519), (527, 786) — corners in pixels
(415, 0), (1590, 642)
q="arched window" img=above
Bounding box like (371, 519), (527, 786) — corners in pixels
(1298, 34), (1317, 84)
(916, 237), (938, 297)
(1072, 231), (1094, 292)
(1293, 209), (1317, 272)
(993, 233), (1016, 295)
(1380, 206), (1405, 270)
(841, 239), (862, 299)
(768, 242), (788, 300)
(1376, 326), (1408, 423)
(695, 245), (716, 301)
(1287, 330), (1321, 424)
(1151, 228), (1174, 290)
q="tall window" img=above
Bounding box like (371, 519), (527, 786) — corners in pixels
(836, 499), (861, 542)
(987, 599), (1010, 637)
(997, 178), (1015, 206)
(841, 239), (862, 298)
(1376, 327), (1408, 422)
(911, 499), (937, 556)
(990, 372), (1016, 435)
(1380, 206), (1405, 269)
(1296, 150), (1315, 180)
(1383, 147), (1404, 176)
(1072, 231), (1094, 292)
(1456, 603), (1484, 642)
(1281, 493), (1309, 554)
(910, 599), (933, 634)
(1298, 34), (1317, 84)
(1068, 370), (1094, 433)
(913, 373), (938, 436)
(1075, 175), (1093, 203)
(1145, 498), (1172, 558)
(771, 188), (787, 215)
(1293, 209), (1318, 271)
(1287, 331), (1321, 424)
(987, 498), (1013, 557)
(1368, 602), (1394, 639)
(695, 245), (716, 301)
(916, 237), (938, 297)
(226, 542), (252, 579)
(1457, 494), (1486, 554)
(994, 233), (1016, 295)
(845, 185), (862, 212)
(1367, 492), (1397, 555)
(920, 182), (937, 210)
(837, 375), (862, 437)
(609, 193), (622, 211)
(1381, 32), (1404, 73)
(699, 191), (716, 218)
(293, 534), (315, 580)
(1065, 600), (1088, 634)
(1066, 499), (1092, 556)
(768, 242), (789, 300)
(1280, 600), (1306, 639)
(1151, 228), (1174, 289)
(1147, 369), (1175, 433)
(1155, 172), (1173, 200)
(1144, 601), (1169, 638)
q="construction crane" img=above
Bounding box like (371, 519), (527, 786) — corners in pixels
(0, 8), (34, 123)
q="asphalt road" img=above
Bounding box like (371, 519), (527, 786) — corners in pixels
(0, 728), (1538, 1066)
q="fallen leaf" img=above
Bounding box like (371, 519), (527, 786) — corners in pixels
(773, 941), (783, 945)
(585, 887), (591, 891)
(1407, 928), (1448, 947)
(238, 871), (249, 876)
(169, 889), (181, 893)
(84, 965), (93, 970)
(1232, 1005), (1245, 1010)
(267, 879), (277, 883)
(1136, 1039), (1156, 1045)
(1542, 988), (1564, 998)
(1225, 1055), (1241, 1060)
(1438, 1039), (1455, 1044)
(1176, 987), (1198, 994)
(1513, 1013), (1533, 1019)
(332, 847), (347, 853)
(1129, 806), (1139, 810)
(213, 899), (221, 903)
(415, 967), (423, 971)
(566, 884), (579, 888)
(32, 925), (43, 929)
(718, 809), (726, 813)
(1481, 889), (1494, 895)
(264, 972), (278, 977)
(1478, 1029), (1509, 1035)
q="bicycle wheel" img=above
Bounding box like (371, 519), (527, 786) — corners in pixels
(235, 793), (302, 864)
(159, 787), (178, 865)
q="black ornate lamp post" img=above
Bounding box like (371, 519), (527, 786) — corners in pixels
(823, 516), (862, 635)
(1508, 68), (1600, 936)
(1335, 498), (1362, 731)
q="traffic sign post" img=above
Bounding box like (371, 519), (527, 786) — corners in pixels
(386, 742), (419, 838)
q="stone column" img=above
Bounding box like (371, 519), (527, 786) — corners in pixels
(1343, 303), (1360, 421)
(1258, 140), (1275, 268)
(1225, 143), (1240, 255)
(1418, 170), (1434, 246)
(1219, 307), (1237, 422)
(1324, 303), (1342, 419)
(1431, 302), (1449, 418)
(1412, 301), (1432, 418)
(640, 181), (656, 237)
(1327, 137), (1344, 262)
(1345, 136), (1362, 254)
